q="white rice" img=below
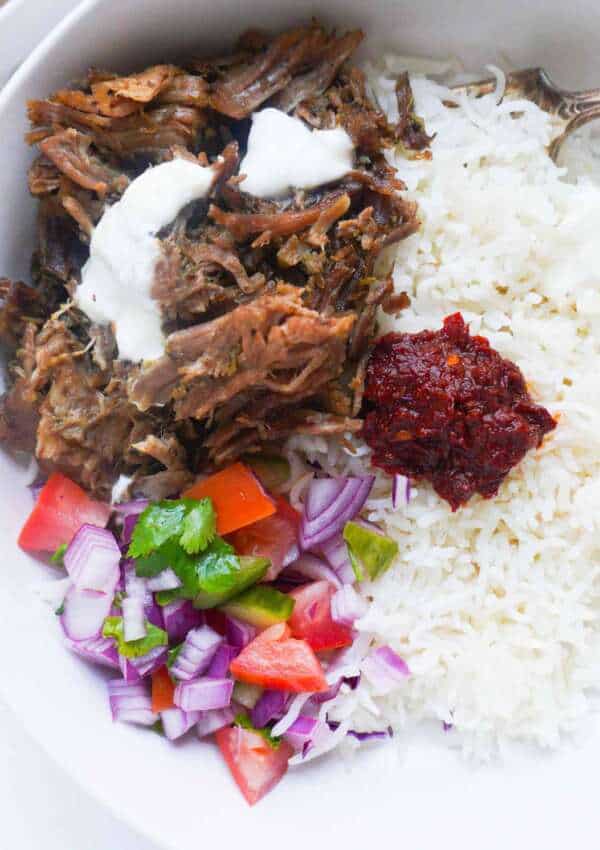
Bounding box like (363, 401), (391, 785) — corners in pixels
(286, 59), (600, 759)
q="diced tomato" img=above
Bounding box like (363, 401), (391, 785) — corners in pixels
(183, 462), (276, 535)
(18, 472), (111, 552)
(151, 666), (175, 713)
(228, 497), (299, 580)
(215, 725), (293, 806)
(289, 580), (353, 653)
(229, 623), (328, 693)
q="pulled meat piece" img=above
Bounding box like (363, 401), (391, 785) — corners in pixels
(130, 433), (194, 500)
(2, 21), (431, 496)
(208, 193), (349, 246)
(271, 30), (363, 113)
(0, 323), (40, 452)
(28, 157), (61, 196)
(32, 321), (135, 497)
(395, 72), (434, 153)
(206, 408), (361, 465)
(129, 286), (354, 422)
(39, 129), (129, 196)
(210, 24), (332, 119)
(28, 100), (207, 158)
(92, 65), (176, 116)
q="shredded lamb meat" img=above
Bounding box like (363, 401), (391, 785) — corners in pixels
(0, 22), (429, 498)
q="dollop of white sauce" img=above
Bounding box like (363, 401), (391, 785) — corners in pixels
(75, 159), (216, 362)
(239, 108), (354, 199)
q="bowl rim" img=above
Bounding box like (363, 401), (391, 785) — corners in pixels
(2, 4), (600, 850)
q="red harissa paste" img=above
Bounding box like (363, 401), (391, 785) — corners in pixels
(362, 313), (557, 510)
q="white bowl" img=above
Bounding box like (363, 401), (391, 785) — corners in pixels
(1, 2), (600, 848)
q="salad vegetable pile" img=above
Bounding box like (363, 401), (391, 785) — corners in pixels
(20, 460), (407, 805)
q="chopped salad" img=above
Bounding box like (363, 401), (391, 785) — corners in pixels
(20, 460), (406, 805)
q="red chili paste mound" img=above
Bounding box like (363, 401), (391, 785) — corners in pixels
(363, 313), (557, 510)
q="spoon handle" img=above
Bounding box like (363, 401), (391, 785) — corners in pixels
(451, 67), (600, 159)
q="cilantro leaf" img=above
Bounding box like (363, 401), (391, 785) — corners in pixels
(235, 713), (282, 749)
(51, 543), (68, 567)
(179, 498), (216, 554)
(193, 538), (240, 594)
(127, 500), (189, 558)
(161, 537), (241, 600)
(128, 495), (264, 609)
(128, 498), (217, 560)
(135, 545), (175, 579)
(102, 616), (168, 658)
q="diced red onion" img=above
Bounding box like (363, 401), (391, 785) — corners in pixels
(284, 553), (341, 588)
(174, 677), (233, 712)
(61, 587), (114, 642)
(147, 568), (181, 592)
(207, 644), (239, 678)
(306, 675), (360, 712)
(320, 534), (355, 584)
(251, 690), (288, 728)
(119, 645), (168, 681)
(172, 656), (199, 677)
(309, 678), (342, 705)
(124, 572), (151, 603)
(288, 719), (350, 764)
(349, 728), (392, 741)
(170, 626), (223, 682)
(283, 715), (329, 751)
(112, 499), (149, 517)
(196, 707), (234, 738)
(122, 595), (147, 642)
(305, 477), (345, 521)
(330, 585), (367, 627)
(163, 600), (204, 643)
(328, 720), (392, 742)
(65, 635), (119, 669)
(300, 476), (374, 550)
(145, 599), (164, 630)
(107, 679), (156, 726)
(325, 636), (368, 685)
(121, 513), (139, 547)
(271, 692), (313, 736)
(225, 615), (256, 649)
(160, 708), (200, 740)
(283, 543), (300, 568)
(392, 474), (411, 509)
(64, 524), (121, 593)
(361, 646), (410, 694)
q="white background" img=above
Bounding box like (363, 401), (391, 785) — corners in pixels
(0, 702), (157, 849)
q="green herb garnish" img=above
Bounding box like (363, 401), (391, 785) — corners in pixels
(51, 543), (68, 567)
(129, 496), (270, 609)
(128, 498), (216, 559)
(102, 616), (168, 658)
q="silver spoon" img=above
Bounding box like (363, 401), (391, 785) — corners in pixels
(451, 67), (600, 160)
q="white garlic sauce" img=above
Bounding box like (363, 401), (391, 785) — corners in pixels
(239, 108), (355, 199)
(75, 159), (217, 363)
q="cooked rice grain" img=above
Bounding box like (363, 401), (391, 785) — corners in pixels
(287, 64), (600, 758)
